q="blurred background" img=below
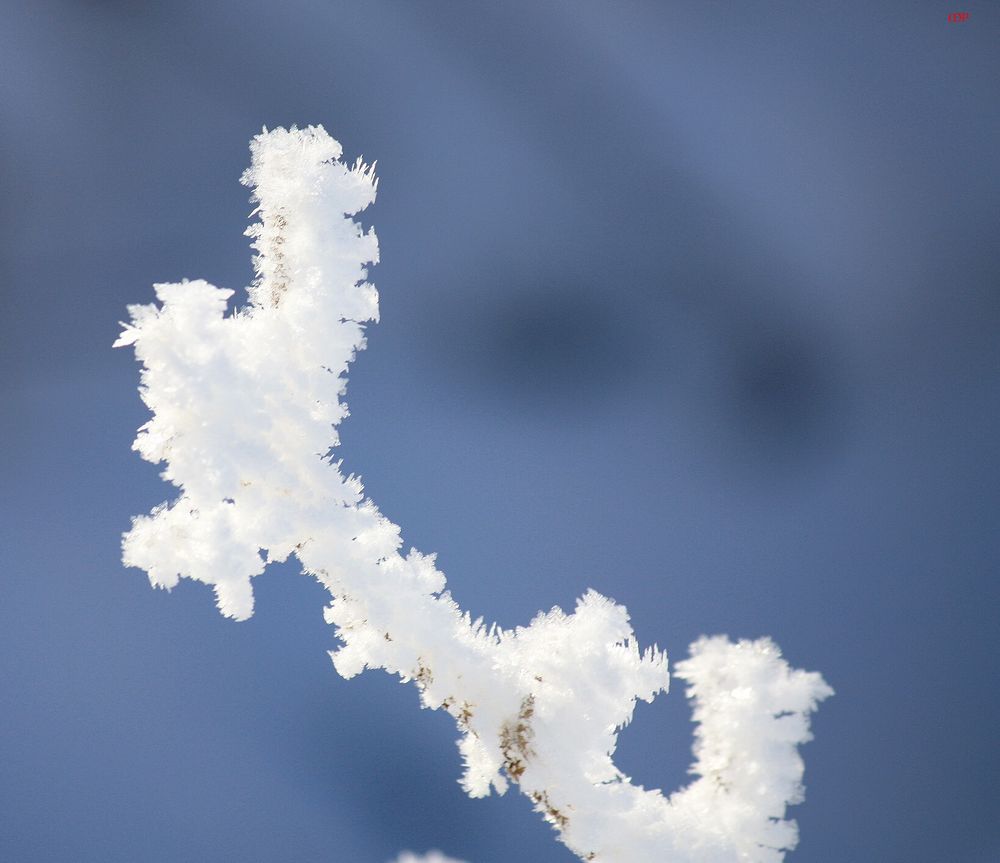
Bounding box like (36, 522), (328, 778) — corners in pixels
(1, 1), (997, 861)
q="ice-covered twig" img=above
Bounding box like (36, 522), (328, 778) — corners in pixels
(117, 126), (831, 862)
(392, 853), (467, 863)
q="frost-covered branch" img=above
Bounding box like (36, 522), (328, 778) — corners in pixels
(392, 854), (466, 863)
(117, 126), (831, 862)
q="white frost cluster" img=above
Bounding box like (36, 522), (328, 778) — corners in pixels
(118, 125), (831, 862)
(391, 854), (467, 863)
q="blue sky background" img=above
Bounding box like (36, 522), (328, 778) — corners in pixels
(1, 2), (998, 861)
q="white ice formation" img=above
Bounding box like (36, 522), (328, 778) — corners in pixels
(118, 125), (832, 862)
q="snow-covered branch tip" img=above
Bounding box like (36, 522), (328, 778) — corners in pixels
(118, 125), (832, 863)
(392, 854), (467, 863)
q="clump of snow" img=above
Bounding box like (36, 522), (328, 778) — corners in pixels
(392, 853), (467, 863)
(118, 125), (831, 862)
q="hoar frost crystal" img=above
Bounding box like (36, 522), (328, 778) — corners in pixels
(118, 126), (832, 863)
